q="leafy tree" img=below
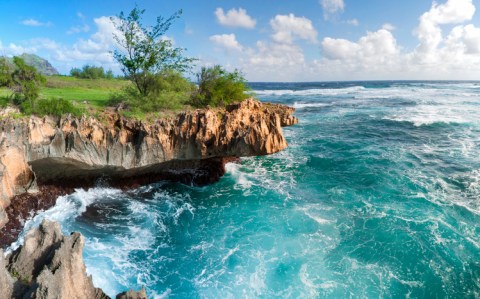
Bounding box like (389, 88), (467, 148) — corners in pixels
(111, 6), (195, 97)
(70, 67), (82, 78)
(105, 69), (114, 79)
(191, 65), (251, 107)
(70, 65), (114, 79)
(10, 57), (46, 105)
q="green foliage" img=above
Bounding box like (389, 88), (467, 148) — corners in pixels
(10, 56), (46, 105)
(0, 58), (13, 87)
(109, 70), (194, 113)
(21, 97), (83, 117)
(111, 6), (195, 97)
(0, 97), (9, 108)
(190, 65), (251, 107)
(70, 65), (114, 79)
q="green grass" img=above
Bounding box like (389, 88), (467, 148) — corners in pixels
(0, 75), (196, 120)
(41, 76), (130, 108)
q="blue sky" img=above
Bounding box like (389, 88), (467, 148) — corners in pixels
(1, 0), (480, 81)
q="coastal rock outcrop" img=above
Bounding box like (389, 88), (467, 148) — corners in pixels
(0, 99), (297, 240)
(0, 220), (144, 299)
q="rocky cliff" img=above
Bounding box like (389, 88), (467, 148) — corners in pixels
(0, 220), (146, 299)
(0, 99), (298, 243)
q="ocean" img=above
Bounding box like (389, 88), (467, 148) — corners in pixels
(8, 81), (480, 298)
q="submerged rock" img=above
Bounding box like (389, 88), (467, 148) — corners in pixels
(1, 220), (144, 299)
(116, 288), (148, 299)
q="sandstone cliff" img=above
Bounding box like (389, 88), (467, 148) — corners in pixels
(0, 220), (146, 299)
(0, 99), (297, 235)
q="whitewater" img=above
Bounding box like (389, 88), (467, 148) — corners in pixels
(9, 81), (480, 298)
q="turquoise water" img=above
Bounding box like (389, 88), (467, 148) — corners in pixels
(10, 82), (480, 298)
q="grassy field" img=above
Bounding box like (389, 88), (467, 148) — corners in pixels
(0, 76), (130, 109)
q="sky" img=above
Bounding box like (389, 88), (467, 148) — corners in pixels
(1, 0), (480, 81)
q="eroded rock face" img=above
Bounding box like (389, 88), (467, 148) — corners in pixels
(0, 99), (298, 230)
(3, 220), (107, 298)
(0, 249), (13, 298)
(0, 220), (145, 299)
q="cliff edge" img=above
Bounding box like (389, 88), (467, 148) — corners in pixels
(0, 99), (298, 240)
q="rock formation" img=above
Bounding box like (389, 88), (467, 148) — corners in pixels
(0, 99), (298, 237)
(0, 220), (145, 299)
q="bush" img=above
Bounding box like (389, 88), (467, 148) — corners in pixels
(70, 65), (114, 79)
(109, 70), (194, 112)
(10, 57), (46, 105)
(21, 98), (83, 117)
(0, 58), (13, 87)
(190, 65), (251, 108)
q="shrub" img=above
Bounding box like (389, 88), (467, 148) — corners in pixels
(21, 98), (83, 117)
(0, 58), (13, 87)
(190, 65), (251, 108)
(70, 65), (114, 79)
(10, 57), (46, 105)
(109, 70), (195, 112)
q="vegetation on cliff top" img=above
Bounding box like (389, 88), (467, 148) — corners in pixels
(0, 6), (252, 120)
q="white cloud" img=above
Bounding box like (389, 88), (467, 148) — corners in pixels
(313, 0), (480, 80)
(322, 29), (399, 62)
(215, 8), (256, 29)
(382, 23), (396, 31)
(347, 19), (359, 26)
(240, 41), (307, 81)
(21, 19), (52, 27)
(320, 0), (345, 18)
(67, 24), (90, 35)
(414, 0), (475, 55)
(210, 34), (243, 52)
(0, 41), (37, 56)
(270, 14), (318, 44)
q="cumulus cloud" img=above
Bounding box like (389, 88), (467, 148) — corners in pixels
(21, 19), (52, 27)
(215, 8), (256, 29)
(322, 29), (399, 62)
(320, 0), (345, 18)
(210, 34), (243, 51)
(382, 23), (396, 31)
(313, 0), (480, 80)
(270, 14), (318, 44)
(414, 0), (475, 55)
(239, 41), (307, 81)
(0, 40), (37, 56)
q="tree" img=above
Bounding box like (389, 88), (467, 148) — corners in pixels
(111, 6), (195, 97)
(10, 56), (46, 105)
(70, 65), (112, 79)
(0, 58), (12, 87)
(190, 65), (251, 107)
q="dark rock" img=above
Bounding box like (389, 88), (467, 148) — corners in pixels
(116, 288), (148, 299)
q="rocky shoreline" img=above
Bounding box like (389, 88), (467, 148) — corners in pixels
(0, 99), (297, 246)
(1, 219), (146, 298)
(0, 99), (298, 297)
